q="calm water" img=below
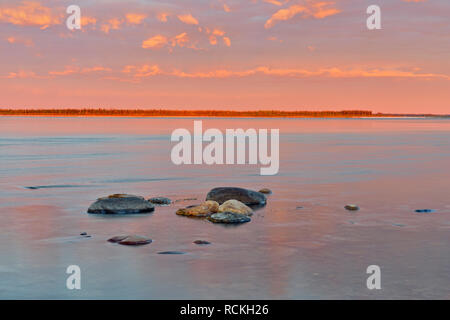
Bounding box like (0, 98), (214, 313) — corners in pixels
(0, 116), (449, 299)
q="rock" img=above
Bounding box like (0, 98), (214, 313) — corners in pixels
(218, 199), (253, 215)
(193, 240), (211, 245)
(108, 235), (152, 246)
(392, 223), (406, 227)
(258, 188), (272, 194)
(174, 197), (197, 202)
(176, 200), (219, 217)
(158, 251), (186, 255)
(80, 232), (87, 236)
(208, 212), (251, 224)
(87, 194), (155, 214)
(344, 204), (359, 211)
(148, 197), (172, 205)
(415, 209), (435, 213)
(206, 187), (266, 206)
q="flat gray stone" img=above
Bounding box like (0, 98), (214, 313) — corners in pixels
(88, 194), (155, 214)
(108, 235), (152, 246)
(208, 212), (251, 224)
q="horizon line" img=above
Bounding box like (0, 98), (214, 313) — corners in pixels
(0, 108), (449, 118)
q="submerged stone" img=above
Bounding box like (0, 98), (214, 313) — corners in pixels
(158, 251), (186, 255)
(392, 223), (406, 227)
(345, 204), (359, 211)
(206, 187), (266, 206)
(148, 197), (172, 205)
(87, 194), (155, 214)
(108, 235), (152, 246)
(415, 209), (435, 213)
(193, 240), (211, 245)
(208, 212), (251, 224)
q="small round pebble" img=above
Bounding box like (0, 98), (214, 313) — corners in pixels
(258, 188), (272, 194)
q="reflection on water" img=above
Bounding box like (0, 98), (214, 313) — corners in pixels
(0, 117), (449, 299)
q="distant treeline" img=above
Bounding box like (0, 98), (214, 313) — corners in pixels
(0, 109), (446, 118)
(0, 109), (373, 117)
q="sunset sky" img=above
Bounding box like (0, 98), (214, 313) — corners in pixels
(0, 0), (449, 113)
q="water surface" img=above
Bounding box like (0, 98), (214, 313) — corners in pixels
(0, 116), (449, 299)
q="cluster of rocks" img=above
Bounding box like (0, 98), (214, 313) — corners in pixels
(175, 187), (268, 224)
(175, 198), (255, 224)
(86, 187), (271, 246)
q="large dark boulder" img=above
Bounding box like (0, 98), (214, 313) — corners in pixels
(205, 187), (266, 206)
(87, 194), (155, 214)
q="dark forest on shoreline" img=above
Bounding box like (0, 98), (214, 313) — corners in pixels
(0, 109), (447, 118)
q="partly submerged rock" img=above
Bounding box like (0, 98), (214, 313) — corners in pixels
(174, 197), (198, 203)
(218, 199), (253, 215)
(415, 209), (435, 213)
(158, 251), (186, 255)
(148, 197), (172, 205)
(108, 235), (152, 246)
(176, 200), (219, 217)
(87, 194), (155, 214)
(258, 188), (272, 194)
(344, 204), (359, 211)
(392, 223), (406, 227)
(206, 187), (266, 206)
(208, 212), (251, 224)
(193, 240), (211, 245)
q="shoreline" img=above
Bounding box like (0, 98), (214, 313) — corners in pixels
(0, 110), (448, 119)
(0, 114), (446, 119)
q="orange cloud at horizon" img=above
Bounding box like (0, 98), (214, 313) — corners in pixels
(80, 16), (97, 27)
(7, 35), (34, 47)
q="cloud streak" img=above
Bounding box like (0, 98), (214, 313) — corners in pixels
(0, 1), (62, 29)
(265, 1), (341, 29)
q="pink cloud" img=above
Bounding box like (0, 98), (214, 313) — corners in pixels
(0, 1), (62, 29)
(142, 34), (168, 49)
(126, 13), (147, 25)
(7, 35), (34, 47)
(177, 13), (199, 25)
(265, 1), (340, 29)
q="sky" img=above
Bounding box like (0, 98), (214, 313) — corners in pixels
(0, 0), (449, 113)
